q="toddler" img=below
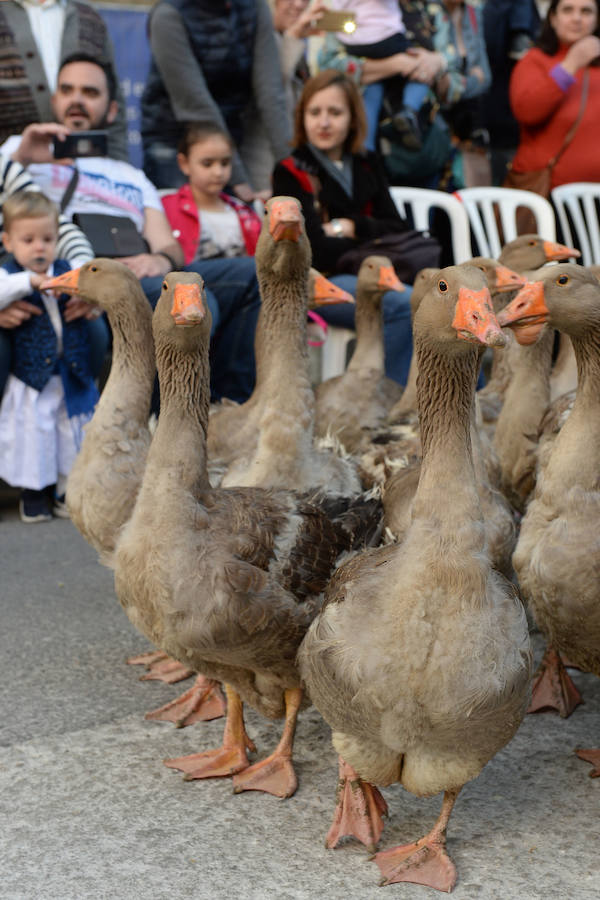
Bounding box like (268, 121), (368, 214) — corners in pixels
(162, 123), (261, 265)
(0, 192), (98, 523)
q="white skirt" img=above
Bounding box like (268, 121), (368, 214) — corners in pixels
(0, 374), (87, 490)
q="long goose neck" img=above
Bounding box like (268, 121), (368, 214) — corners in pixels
(101, 298), (155, 421)
(149, 337), (211, 493)
(494, 326), (553, 446)
(255, 268), (312, 394)
(413, 337), (481, 525)
(547, 327), (600, 485)
(347, 289), (384, 372)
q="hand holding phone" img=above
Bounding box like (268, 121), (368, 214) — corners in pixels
(315, 9), (357, 34)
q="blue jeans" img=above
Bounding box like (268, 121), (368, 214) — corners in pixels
(0, 315), (110, 395)
(320, 275), (413, 386)
(141, 256), (260, 403)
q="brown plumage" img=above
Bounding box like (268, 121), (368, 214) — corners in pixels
(299, 266), (531, 890)
(114, 271), (377, 797)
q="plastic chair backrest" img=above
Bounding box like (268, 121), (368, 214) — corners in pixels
(390, 186), (472, 264)
(551, 182), (600, 266)
(454, 186), (557, 258)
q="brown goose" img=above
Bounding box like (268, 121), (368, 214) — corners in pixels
(298, 266), (531, 891)
(114, 272), (377, 798)
(313, 256), (404, 451)
(499, 266), (600, 744)
(220, 197), (360, 496)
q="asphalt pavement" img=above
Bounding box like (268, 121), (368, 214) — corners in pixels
(1, 487), (599, 900)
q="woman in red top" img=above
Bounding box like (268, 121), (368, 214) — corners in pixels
(162, 123), (261, 265)
(509, 0), (600, 188)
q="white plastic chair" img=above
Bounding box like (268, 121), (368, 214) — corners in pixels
(551, 182), (600, 265)
(389, 186), (472, 264)
(453, 186), (557, 259)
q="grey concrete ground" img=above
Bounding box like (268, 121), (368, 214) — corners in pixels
(1, 489), (599, 900)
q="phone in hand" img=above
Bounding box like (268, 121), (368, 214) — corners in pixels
(317, 9), (357, 34)
(53, 130), (108, 158)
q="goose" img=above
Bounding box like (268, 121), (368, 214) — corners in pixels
(313, 255), (404, 452)
(298, 266), (531, 891)
(498, 265), (600, 739)
(219, 197), (360, 496)
(114, 271), (378, 798)
(42, 259), (225, 715)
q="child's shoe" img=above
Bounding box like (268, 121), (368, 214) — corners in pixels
(392, 106), (423, 150)
(53, 493), (70, 519)
(19, 489), (52, 523)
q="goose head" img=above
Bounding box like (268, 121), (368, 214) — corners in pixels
(500, 234), (580, 272)
(468, 256), (527, 296)
(40, 257), (145, 314)
(256, 195), (311, 279)
(152, 271), (211, 351)
(356, 255), (404, 305)
(415, 265), (507, 351)
(498, 263), (600, 344)
(307, 268), (354, 308)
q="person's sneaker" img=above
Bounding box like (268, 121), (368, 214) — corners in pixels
(19, 489), (52, 523)
(392, 107), (423, 150)
(53, 493), (70, 519)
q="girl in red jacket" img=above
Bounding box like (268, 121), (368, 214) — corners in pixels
(161, 123), (261, 265)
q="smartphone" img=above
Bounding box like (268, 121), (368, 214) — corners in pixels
(317, 10), (357, 34)
(53, 130), (108, 158)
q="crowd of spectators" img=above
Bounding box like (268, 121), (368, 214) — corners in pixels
(0, 0), (599, 522)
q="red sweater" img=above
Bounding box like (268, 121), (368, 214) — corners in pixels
(161, 184), (261, 265)
(509, 47), (600, 188)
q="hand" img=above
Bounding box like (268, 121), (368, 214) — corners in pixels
(562, 35), (600, 74)
(469, 65), (486, 84)
(323, 217), (355, 238)
(12, 122), (73, 166)
(406, 48), (445, 85)
(29, 272), (46, 290)
(119, 253), (169, 279)
(0, 300), (42, 328)
(232, 182), (256, 203)
(254, 188), (272, 203)
(389, 52), (420, 79)
(287, 1), (327, 39)
(63, 296), (101, 322)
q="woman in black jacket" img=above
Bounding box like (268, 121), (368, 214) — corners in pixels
(272, 70), (414, 385)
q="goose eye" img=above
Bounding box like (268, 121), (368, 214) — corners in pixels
(528, 240), (537, 246)
(90, 265), (98, 272)
(438, 279), (448, 292)
(557, 274), (569, 285)
(162, 281), (168, 290)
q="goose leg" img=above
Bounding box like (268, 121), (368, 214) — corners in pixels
(373, 788), (460, 892)
(325, 757), (388, 853)
(528, 646), (583, 718)
(145, 674), (226, 726)
(232, 687), (302, 799)
(164, 684), (256, 780)
(575, 748), (600, 777)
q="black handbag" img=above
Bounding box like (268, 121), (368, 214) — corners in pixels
(72, 213), (149, 257)
(334, 230), (441, 284)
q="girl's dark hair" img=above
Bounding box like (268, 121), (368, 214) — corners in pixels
(178, 122), (234, 156)
(293, 70), (367, 154)
(537, 0), (600, 55)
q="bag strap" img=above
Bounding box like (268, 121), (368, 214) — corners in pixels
(60, 166), (79, 213)
(548, 68), (590, 168)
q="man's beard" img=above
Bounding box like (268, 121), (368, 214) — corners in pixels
(65, 105), (110, 129)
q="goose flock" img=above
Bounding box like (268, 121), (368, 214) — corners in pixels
(41, 197), (600, 893)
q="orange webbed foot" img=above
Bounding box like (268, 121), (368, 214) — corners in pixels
(138, 655), (195, 684)
(165, 735), (256, 781)
(126, 649), (169, 667)
(374, 836), (457, 892)
(528, 647), (583, 718)
(326, 758), (388, 853)
(145, 675), (226, 726)
(232, 752), (298, 798)
(575, 748), (600, 777)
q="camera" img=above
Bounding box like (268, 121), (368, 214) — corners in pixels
(53, 130), (108, 158)
(316, 10), (357, 34)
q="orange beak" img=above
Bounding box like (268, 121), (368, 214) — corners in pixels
(269, 198), (302, 243)
(171, 282), (206, 325)
(452, 286), (507, 347)
(312, 273), (354, 306)
(497, 281), (549, 344)
(377, 264), (404, 293)
(493, 263), (527, 292)
(40, 266), (81, 293)
(543, 239), (580, 261)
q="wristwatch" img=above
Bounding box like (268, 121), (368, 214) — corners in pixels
(331, 218), (344, 237)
